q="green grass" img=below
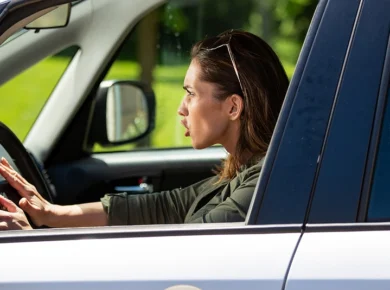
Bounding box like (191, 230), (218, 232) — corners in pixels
(0, 57), (73, 140)
(0, 56), (295, 150)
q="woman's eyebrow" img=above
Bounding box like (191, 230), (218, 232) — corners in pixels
(183, 85), (192, 93)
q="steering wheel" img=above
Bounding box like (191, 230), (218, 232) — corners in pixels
(0, 122), (53, 226)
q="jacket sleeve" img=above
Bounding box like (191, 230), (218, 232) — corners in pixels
(101, 176), (215, 225)
(186, 170), (260, 223)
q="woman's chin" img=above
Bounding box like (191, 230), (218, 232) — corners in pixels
(192, 144), (206, 150)
(191, 139), (212, 150)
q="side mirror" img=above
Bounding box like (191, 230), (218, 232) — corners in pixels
(25, 4), (71, 30)
(88, 80), (156, 147)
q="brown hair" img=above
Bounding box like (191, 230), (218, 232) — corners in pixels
(191, 30), (289, 181)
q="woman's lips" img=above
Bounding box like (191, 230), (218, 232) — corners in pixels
(181, 119), (190, 137)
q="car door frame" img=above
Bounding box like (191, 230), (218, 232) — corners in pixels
(248, 0), (362, 225)
(305, 0), (390, 224)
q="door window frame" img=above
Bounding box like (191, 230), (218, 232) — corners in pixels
(248, 0), (361, 225)
(360, 37), (390, 222)
(306, 1), (390, 224)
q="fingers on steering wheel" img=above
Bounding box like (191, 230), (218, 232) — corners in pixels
(1, 157), (11, 167)
(1, 157), (28, 183)
(0, 195), (17, 213)
(0, 163), (23, 183)
(0, 157), (14, 171)
(0, 164), (31, 198)
(0, 221), (10, 231)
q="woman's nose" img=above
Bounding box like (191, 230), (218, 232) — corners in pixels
(177, 97), (188, 116)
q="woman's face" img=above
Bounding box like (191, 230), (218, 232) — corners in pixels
(178, 60), (237, 150)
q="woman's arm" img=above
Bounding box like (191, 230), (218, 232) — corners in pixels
(46, 202), (107, 228)
(102, 176), (218, 226)
(0, 157), (107, 229)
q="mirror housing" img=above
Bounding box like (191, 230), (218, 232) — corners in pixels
(88, 80), (156, 147)
(25, 4), (71, 30)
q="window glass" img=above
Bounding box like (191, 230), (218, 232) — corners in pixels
(0, 46), (79, 141)
(0, 29), (26, 47)
(368, 83), (390, 221)
(94, 0), (317, 152)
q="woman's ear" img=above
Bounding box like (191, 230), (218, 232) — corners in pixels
(227, 94), (244, 121)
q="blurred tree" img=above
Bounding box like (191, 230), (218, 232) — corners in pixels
(135, 9), (159, 147)
(93, 0), (317, 68)
(274, 0), (317, 42)
(159, 0), (255, 63)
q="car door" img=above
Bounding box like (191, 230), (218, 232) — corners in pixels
(286, 0), (390, 288)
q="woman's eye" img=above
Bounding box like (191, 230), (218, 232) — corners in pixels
(187, 91), (195, 97)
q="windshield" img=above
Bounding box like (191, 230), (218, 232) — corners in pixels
(0, 28), (25, 46)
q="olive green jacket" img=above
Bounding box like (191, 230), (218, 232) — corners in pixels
(101, 157), (264, 225)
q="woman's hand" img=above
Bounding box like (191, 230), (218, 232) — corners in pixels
(0, 157), (54, 227)
(0, 195), (32, 230)
(0, 157), (108, 228)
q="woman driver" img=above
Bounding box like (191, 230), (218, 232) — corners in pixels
(0, 30), (289, 230)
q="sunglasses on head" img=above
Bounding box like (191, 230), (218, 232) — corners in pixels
(203, 33), (244, 96)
